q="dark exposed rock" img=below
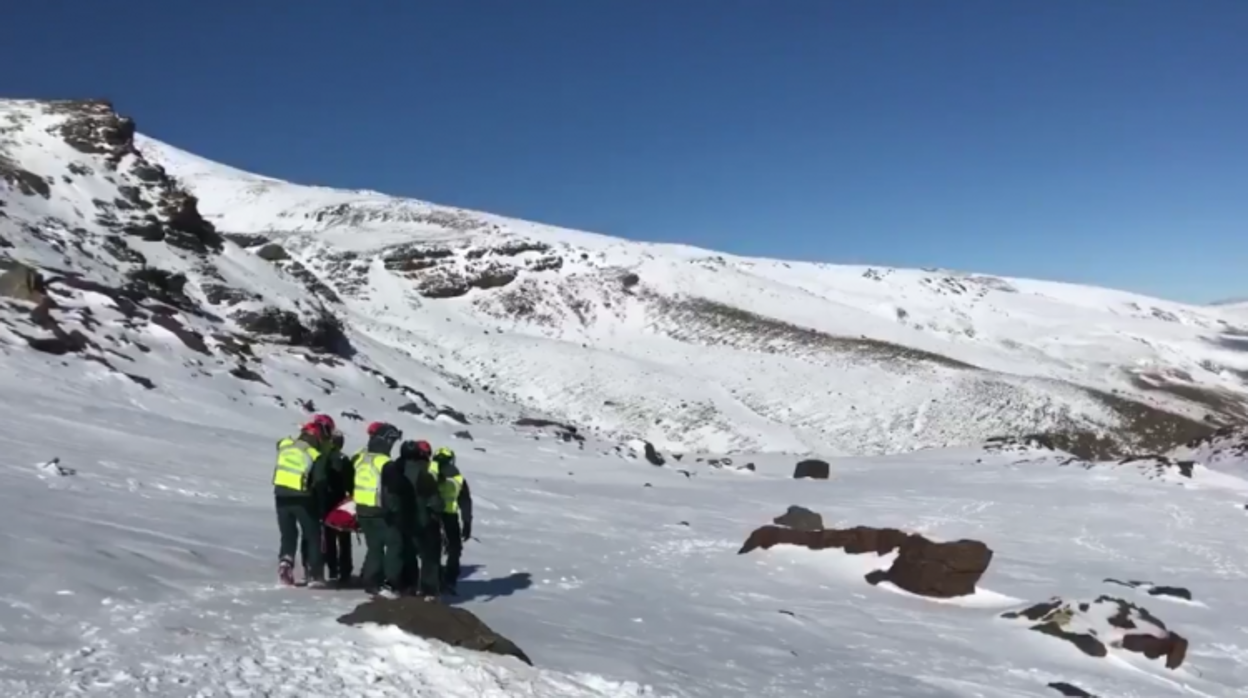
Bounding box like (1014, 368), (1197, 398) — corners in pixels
(1117, 454), (1195, 478)
(125, 267), (193, 310)
(515, 417), (578, 432)
(398, 401), (424, 416)
(739, 525), (993, 598)
(1047, 681), (1097, 698)
(222, 233), (272, 248)
(0, 261), (47, 304)
(124, 373), (156, 390)
(0, 155), (51, 198)
(514, 417), (585, 442)
(19, 328), (93, 355)
(148, 313), (210, 355)
(1002, 596), (1188, 669)
(643, 441), (665, 466)
(231, 305), (353, 358)
(1103, 578), (1193, 601)
(202, 283), (259, 307)
(436, 407), (470, 425)
(255, 243), (290, 261)
(340, 409), (364, 422)
(229, 364), (267, 384)
(101, 235), (146, 265)
(49, 99), (136, 162)
(338, 597), (531, 666)
(454, 430), (473, 440)
(772, 505), (823, 531)
(297, 398), (316, 413)
(793, 459), (830, 479)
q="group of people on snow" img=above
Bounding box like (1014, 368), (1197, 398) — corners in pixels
(272, 414), (474, 599)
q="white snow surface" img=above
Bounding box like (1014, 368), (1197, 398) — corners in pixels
(0, 98), (1247, 697)
(4, 340), (1248, 697)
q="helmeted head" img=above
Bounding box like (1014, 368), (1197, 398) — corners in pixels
(400, 439), (433, 461)
(366, 422), (402, 449)
(311, 413), (336, 433)
(300, 416), (334, 444)
(331, 428), (344, 450)
(433, 446), (455, 467)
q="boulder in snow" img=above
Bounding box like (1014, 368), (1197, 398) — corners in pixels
(772, 505), (823, 531)
(643, 441), (665, 466)
(793, 459), (830, 479)
(1047, 682), (1097, 697)
(338, 597), (531, 666)
(1000, 595), (1188, 669)
(739, 524), (992, 598)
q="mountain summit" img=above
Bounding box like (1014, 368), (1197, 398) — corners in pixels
(3, 98), (1246, 455)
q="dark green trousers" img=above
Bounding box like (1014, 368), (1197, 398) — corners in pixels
(359, 514), (404, 590)
(275, 496), (322, 578)
(402, 509), (443, 595)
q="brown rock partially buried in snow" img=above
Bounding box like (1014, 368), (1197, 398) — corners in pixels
(338, 597), (532, 666)
(739, 524), (993, 598)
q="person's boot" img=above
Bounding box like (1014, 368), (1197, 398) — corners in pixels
(278, 556), (295, 586)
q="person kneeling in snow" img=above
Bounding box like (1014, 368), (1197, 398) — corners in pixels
(273, 414), (335, 587)
(353, 421), (405, 597)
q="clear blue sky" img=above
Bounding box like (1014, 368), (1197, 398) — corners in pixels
(4, 1), (1246, 303)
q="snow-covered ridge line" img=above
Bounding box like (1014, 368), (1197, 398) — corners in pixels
(2, 97), (1246, 456)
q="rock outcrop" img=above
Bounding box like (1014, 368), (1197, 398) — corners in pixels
(338, 597), (532, 666)
(793, 459), (830, 479)
(772, 505), (823, 531)
(0, 261), (46, 304)
(1001, 596), (1188, 669)
(739, 523), (993, 597)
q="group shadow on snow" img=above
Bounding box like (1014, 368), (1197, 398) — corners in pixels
(446, 564), (534, 604)
(317, 564), (534, 604)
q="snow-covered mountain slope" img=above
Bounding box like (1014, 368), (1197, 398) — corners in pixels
(3, 297), (1248, 697)
(3, 97), (1247, 459)
(132, 119), (1248, 455)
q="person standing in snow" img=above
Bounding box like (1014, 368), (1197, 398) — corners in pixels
(353, 421), (405, 596)
(432, 446), (474, 595)
(273, 414), (335, 587)
(322, 429), (355, 586)
(395, 439), (443, 599)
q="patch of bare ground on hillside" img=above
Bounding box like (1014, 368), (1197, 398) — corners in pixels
(1127, 372), (1248, 422)
(994, 386), (1225, 461)
(647, 294), (974, 370)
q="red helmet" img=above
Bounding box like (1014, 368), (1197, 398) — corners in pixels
(366, 421), (386, 437)
(301, 420), (331, 441)
(311, 414), (336, 432)
(413, 440), (432, 458)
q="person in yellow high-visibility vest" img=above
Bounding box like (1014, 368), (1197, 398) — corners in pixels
(353, 421), (405, 597)
(431, 446), (474, 596)
(273, 414), (335, 587)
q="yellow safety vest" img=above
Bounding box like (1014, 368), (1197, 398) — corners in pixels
(439, 474), (464, 514)
(273, 437), (320, 492)
(352, 452), (392, 508)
